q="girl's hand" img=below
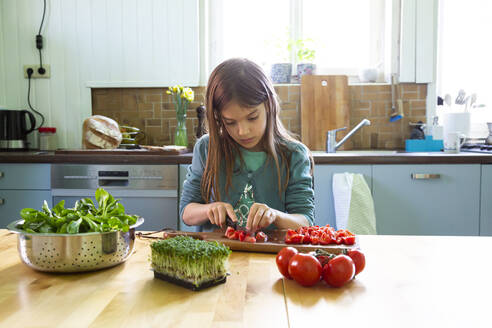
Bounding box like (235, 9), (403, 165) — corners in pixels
(247, 203), (277, 232)
(206, 202), (237, 228)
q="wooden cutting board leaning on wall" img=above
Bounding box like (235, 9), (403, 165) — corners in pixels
(300, 75), (350, 151)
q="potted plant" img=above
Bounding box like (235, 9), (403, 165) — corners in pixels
(166, 85), (194, 147)
(290, 38), (316, 80)
(270, 34), (292, 84)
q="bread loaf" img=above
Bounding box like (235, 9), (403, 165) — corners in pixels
(82, 115), (122, 149)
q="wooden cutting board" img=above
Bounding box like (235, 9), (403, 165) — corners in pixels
(300, 75), (350, 151)
(137, 229), (358, 254)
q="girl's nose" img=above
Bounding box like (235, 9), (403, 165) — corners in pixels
(237, 122), (249, 136)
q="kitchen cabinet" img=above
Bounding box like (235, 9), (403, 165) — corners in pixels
(373, 164), (480, 235)
(314, 165), (372, 228)
(399, 0), (437, 83)
(0, 164), (52, 228)
(480, 165), (492, 236)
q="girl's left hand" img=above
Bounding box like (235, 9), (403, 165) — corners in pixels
(247, 203), (277, 232)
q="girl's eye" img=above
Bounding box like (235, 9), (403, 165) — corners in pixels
(224, 121), (235, 126)
(248, 116), (259, 121)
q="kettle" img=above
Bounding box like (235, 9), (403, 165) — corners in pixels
(0, 109), (36, 150)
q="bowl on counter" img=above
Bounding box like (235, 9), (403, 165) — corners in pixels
(7, 217), (144, 273)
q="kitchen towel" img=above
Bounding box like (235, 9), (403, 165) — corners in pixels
(333, 173), (377, 234)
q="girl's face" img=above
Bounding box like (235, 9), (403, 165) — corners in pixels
(221, 101), (267, 151)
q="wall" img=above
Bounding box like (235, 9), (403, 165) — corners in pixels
(92, 83), (427, 149)
(0, 0), (199, 149)
(92, 87), (206, 146)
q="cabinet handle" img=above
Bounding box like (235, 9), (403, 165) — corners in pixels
(411, 173), (441, 180)
(0, 198), (4, 205)
(0, 171), (3, 178)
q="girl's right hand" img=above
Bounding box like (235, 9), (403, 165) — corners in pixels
(206, 202), (237, 228)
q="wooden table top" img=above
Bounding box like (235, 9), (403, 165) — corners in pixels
(1, 230), (491, 328)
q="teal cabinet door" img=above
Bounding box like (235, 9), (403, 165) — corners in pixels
(0, 190), (52, 228)
(314, 165), (372, 228)
(480, 165), (492, 236)
(373, 164), (480, 236)
(0, 164), (51, 189)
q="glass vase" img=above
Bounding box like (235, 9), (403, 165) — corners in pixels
(174, 113), (188, 147)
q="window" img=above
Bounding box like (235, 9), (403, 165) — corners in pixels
(207, 0), (389, 80)
(437, 0), (492, 111)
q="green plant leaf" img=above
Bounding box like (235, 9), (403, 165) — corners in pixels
(39, 223), (54, 233)
(95, 188), (109, 210)
(18, 188), (136, 234)
(67, 218), (83, 234)
(52, 200), (65, 215)
(20, 208), (38, 221)
(42, 200), (52, 216)
(58, 223), (68, 233)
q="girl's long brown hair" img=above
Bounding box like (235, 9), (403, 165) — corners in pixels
(201, 58), (313, 203)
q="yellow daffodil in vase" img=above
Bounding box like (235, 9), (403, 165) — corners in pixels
(167, 85), (194, 147)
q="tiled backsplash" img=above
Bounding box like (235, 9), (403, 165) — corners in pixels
(92, 83), (426, 149)
(92, 87), (207, 146)
(349, 84), (427, 149)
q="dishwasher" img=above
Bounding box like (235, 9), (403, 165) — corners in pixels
(51, 164), (178, 231)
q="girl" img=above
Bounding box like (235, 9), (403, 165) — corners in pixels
(180, 58), (314, 232)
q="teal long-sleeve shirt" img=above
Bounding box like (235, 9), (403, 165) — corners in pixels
(179, 135), (315, 231)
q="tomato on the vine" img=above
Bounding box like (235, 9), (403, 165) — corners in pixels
(288, 253), (322, 287)
(276, 247), (298, 279)
(347, 249), (365, 275)
(322, 254), (355, 288)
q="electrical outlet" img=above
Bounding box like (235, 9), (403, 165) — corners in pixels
(23, 64), (51, 78)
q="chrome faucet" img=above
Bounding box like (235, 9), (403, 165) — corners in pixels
(326, 119), (371, 153)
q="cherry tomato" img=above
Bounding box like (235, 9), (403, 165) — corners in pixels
(322, 255), (355, 288)
(344, 235), (356, 245)
(244, 235), (257, 243)
(233, 231), (241, 240)
(347, 249), (366, 275)
(276, 247), (298, 279)
(288, 253), (322, 287)
(238, 231), (246, 242)
(255, 231), (268, 242)
(225, 226), (236, 239)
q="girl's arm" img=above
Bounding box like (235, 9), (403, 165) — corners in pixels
(283, 144), (315, 225)
(273, 211), (309, 230)
(247, 203), (309, 232)
(182, 203), (211, 226)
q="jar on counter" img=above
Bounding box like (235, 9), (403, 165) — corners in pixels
(38, 127), (57, 151)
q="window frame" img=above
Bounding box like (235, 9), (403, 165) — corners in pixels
(203, 0), (398, 84)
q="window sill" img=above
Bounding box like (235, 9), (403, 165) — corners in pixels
(272, 79), (391, 87)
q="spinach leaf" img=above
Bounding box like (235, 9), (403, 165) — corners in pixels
(42, 200), (52, 216)
(67, 218), (83, 234)
(17, 188), (139, 234)
(52, 200), (65, 216)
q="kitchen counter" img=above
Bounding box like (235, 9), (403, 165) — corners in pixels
(2, 150), (492, 164)
(1, 230), (491, 327)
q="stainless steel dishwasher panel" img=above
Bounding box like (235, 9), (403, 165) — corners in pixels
(51, 164), (178, 231)
(51, 164), (177, 190)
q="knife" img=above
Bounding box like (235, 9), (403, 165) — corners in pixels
(226, 215), (247, 231)
(225, 215), (237, 230)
